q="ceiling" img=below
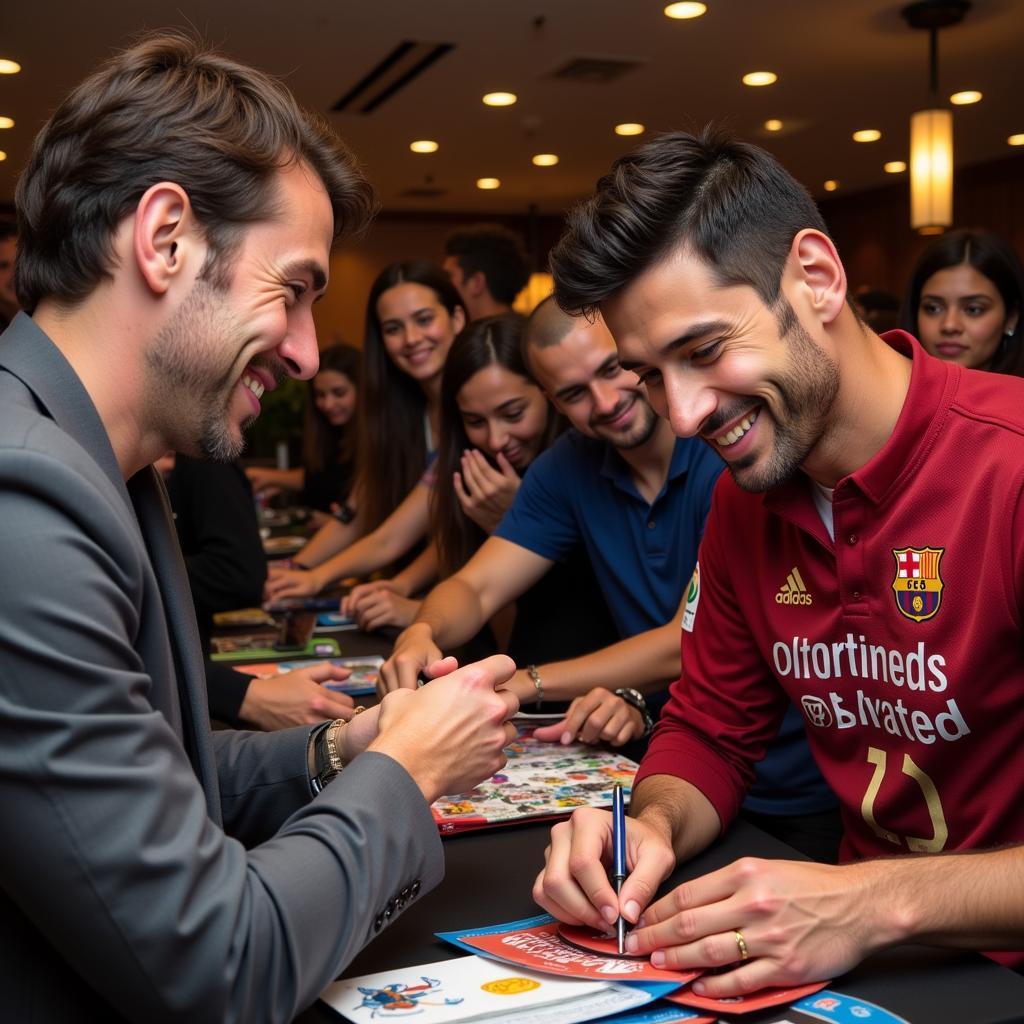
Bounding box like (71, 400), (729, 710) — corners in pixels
(1, 0), (1022, 216)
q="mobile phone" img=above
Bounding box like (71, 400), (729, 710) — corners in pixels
(273, 611), (316, 652)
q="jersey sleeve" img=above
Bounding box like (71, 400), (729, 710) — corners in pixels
(635, 477), (791, 829)
(494, 438), (583, 562)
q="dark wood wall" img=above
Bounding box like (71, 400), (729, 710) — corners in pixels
(821, 152), (1024, 302)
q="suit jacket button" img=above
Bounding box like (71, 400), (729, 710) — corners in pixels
(374, 914), (384, 930)
(411, 880), (421, 896)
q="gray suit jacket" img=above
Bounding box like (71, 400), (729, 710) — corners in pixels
(0, 315), (444, 1023)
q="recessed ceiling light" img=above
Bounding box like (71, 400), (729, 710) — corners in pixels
(823, 179), (839, 192)
(482, 92), (517, 107)
(852, 129), (882, 143)
(0, 59), (21, 75)
(742, 71), (777, 87)
(0, 116), (13, 129)
(1009, 134), (1024, 147)
(532, 153), (559, 167)
(764, 119), (783, 132)
(664, 2), (707, 18)
(476, 177), (501, 190)
(0, 151), (7, 162)
(614, 122), (645, 136)
(409, 139), (439, 154)
(950, 90), (982, 105)
(884, 160), (907, 173)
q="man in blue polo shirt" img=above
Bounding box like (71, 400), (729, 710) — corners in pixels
(385, 298), (841, 859)
(384, 300), (717, 743)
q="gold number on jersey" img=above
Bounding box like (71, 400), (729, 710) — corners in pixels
(860, 746), (948, 853)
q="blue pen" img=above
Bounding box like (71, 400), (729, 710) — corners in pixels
(612, 783), (626, 955)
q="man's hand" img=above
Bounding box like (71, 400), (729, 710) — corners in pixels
(238, 662), (357, 731)
(533, 806), (676, 932)
(622, 858), (888, 998)
(380, 622), (443, 692)
(532, 689), (645, 747)
(264, 563), (323, 602)
(368, 654), (520, 802)
(454, 450), (521, 534)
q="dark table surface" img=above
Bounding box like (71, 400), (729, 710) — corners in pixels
(296, 816), (1024, 1024)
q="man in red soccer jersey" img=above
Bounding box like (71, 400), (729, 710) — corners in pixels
(532, 127), (1024, 997)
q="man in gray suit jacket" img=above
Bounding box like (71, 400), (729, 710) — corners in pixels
(0, 32), (519, 1023)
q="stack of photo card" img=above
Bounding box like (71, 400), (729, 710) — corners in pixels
(232, 655), (383, 697)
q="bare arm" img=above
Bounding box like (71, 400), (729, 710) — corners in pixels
(246, 465), (305, 496)
(266, 485), (429, 601)
(508, 590), (686, 704)
(528, 591), (688, 748)
(290, 505), (366, 568)
(381, 537), (553, 690)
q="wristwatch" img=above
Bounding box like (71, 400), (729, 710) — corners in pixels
(614, 687), (654, 738)
(310, 718), (347, 794)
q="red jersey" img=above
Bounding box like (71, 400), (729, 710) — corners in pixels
(640, 332), (1024, 876)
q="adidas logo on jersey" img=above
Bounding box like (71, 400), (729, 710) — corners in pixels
(776, 566), (813, 605)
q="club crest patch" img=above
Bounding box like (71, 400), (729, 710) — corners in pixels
(891, 547), (944, 622)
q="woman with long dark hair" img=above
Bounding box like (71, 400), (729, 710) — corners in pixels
(266, 261), (465, 599)
(902, 229), (1023, 375)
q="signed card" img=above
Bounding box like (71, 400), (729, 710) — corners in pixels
(321, 954), (669, 1024)
(558, 924), (646, 958)
(438, 914), (699, 985)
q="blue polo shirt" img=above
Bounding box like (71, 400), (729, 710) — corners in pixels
(496, 428), (835, 817)
(497, 430), (721, 640)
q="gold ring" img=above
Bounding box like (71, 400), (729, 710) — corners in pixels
(734, 929), (749, 961)
(353, 706), (366, 715)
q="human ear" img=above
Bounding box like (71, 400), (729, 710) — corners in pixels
(467, 270), (488, 299)
(451, 303), (467, 335)
(788, 229), (848, 326)
(132, 182), (201, 296)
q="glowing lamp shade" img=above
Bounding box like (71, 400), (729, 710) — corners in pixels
(910, 108), (953, 233)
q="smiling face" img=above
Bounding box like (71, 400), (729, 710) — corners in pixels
(313, 367), (357, 428)
(528, 315), (657, 450)
(376, 282), (464, 386)
(144, 161), (333, 461)
(456, 363), (550, 470)
(916, 262), (1017, 370)
(606, 246), (840, 493)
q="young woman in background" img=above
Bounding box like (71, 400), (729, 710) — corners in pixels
(265, 261), (465, 598)
(246, 342), (361, 517)
(903, 228), (1023, 375)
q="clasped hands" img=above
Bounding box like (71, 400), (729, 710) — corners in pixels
(534, 806), (883, 998)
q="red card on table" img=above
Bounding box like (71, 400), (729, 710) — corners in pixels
(666, 979), (828, 1014)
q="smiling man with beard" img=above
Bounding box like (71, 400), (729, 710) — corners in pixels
(0, 32), (521, 1022)
(533, 127), (1024, 994)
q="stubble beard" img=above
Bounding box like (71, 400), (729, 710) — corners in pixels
(145, 279), (251, 463)
(726, 314), (840, 494)
(593, 395), (659, 450)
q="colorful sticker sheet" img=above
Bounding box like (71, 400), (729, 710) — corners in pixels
(431, 731), (638, 833)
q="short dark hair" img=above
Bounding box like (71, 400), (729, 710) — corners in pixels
(444, 224), (530, 305)
(15, 30), (378, 312)
(902, 229), (1024, 376)
(550, 126), (829, 317)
